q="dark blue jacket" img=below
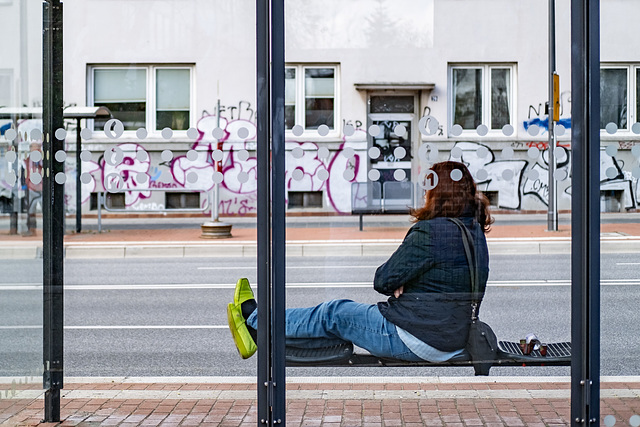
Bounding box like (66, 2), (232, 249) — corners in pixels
(375, 216), (489, 352)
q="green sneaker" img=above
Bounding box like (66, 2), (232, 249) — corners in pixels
(227, 278), (257, 359)
(234, 277), (255, 306)
(227, 302), (257, 359)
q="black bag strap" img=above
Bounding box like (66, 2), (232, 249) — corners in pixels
(447, 218), (481, 320)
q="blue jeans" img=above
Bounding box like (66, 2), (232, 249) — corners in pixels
(246, 298), (425, 362)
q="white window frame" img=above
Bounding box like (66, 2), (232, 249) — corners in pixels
(600, 64), (640, 133)
(448, 63), (516, 136)
(285, 64), (340, 138)
(87, 64), (195, 137)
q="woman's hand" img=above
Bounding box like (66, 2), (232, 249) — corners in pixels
(393, 285), (404, 298)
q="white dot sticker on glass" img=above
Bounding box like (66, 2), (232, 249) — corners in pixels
(80, 127), (92, 140)
(527, 169), (539, 180)
(476, 169), (489, 181)
(55, 172), (66, 185)
(4, 128), (17, 141)
(30, 129), (42, 141)
(605, 122), (618, 134)
(54, 128), (67, 141)
(187, 127), (199, 140)
(502, 124), (514, 136)
(603, 415), (616, 427)
(186, 172), (199, 184)
(394, 147), (406, 159)
(450, 146), (462, 159)
(292, 125), (304, 137)
(527, 124), (540, 136)
(213, 171), (224, 184)
(393, 124), (406, 137)
(393, 169), (406, 181)
(238, 150), (249, 161)
(104, 119), (124, 139)
(368, 146), (381, 159)
(55, 150), (66, 163)
(135, 172), (148, 184)
(450, 124), (463, 137)
(476, 124), (488, 137)
(450, 169), (463, 181)
(292, 168), (304, 181)
(292, 147), (304, 159)
(605, 144), (618, 157)
(554, 146), (567, 162)
(105, 173), (124, 192)
(343, 169), (355, 181)
(342, 147), (355, 158)
(419, 170), (438, 190)
(633, 122), (640, 134)
(555, 169), (568, 181)
(30, 150), (42, 163)
(317, 124), (330, 137)
(527, 147), (540, 159)
(419, 116), (439, 136)
(343, 124), (355, 137)
(161, 150), (173, 162)
(212, 150), (223, 162)
(30, 173), (42, 185)
(161, 128), (173, 140)
(317, 168), (329, 181)
(317, 147), (330, 159)
(501, 147), (514, 159)
(368, 169), (380, 181)
(136, 128), (148, 140)
(136, 149), (149, 162)
(368, 125), (381, 137)
(212, 127), (225, 140)
(5, 151), (17, 163)
(6, 171), (16, 186)
(237, 127), (250, 139)
(80, 173), (93, 184)
(631, 414), (640, 427)
(238, 171), (250, 184)
(104, 147), (124, 166)
(476, 146), (489, 159)
(605, 167), (618, 179)
(80, 150), (92, 162)
(186, 150), (198, 161)
(632, 145), (640, 157)
(555, 124), (566, 136)
(502, 169), (514, 181)
(632, 167), (640, 179)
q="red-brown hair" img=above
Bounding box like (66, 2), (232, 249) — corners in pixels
(411, 161), (494, 233)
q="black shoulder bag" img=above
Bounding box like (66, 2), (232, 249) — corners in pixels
(448, 218), (498, 376)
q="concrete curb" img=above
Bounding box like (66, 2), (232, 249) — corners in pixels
(2, 238), (640, 259)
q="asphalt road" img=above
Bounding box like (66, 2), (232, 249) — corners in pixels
(1, 253), (639, 378)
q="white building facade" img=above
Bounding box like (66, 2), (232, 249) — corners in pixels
(1, 0), (640, 217)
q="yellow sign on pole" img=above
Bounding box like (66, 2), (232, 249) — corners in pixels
(553, 73), (560, 122)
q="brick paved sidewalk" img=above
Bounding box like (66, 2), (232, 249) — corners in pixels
(2, 378), (639, 426)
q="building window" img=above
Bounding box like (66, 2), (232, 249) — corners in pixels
(288, 191), (323, 209)
(89, 65), (193, 133)
(599, 65), (639, 130)
(285, 65), (338, 133)
(450, 64), (515, 132)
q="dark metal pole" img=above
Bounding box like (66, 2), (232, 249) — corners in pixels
(270, 0), (286, 424)
(547, 0), (558, 231)
(570, 0), (600, 425)
(42, 0), (65, 422)
(256, 0), (272, 424)
(76, 118), (82, 233)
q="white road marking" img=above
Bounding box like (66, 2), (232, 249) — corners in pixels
(197, 265), (378, 270)
(0, 325), (227, 330)
(2, 279), (640, 291)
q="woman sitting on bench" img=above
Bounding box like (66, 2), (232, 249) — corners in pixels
(227, 160), (493, 361)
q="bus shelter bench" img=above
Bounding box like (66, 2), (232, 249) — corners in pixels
(285, 341), (571, 376)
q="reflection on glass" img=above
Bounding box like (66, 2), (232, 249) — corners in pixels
(491, 68), (510, 129)
(305, 68), (334, 129)
(452, 68), (482, 129)
(94, 68), (147, 130)
(600, 68), (627, 129)
(156, 68), (190, 131)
